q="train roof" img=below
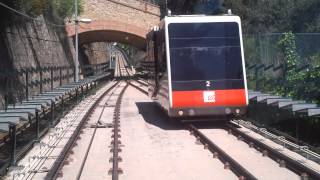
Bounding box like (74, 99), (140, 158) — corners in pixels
(162, 15), (241, 25)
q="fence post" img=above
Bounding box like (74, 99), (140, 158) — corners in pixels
(51, 101), (55, 126)
(51, 67), (54, 90)
(36, 110), (40, 141)
(66, 67), (69, 83)
(39, 67), (43, 94)
(4, 75), (8, 111)
(59, 67), (62, 86)
(255, 66), (259, 91)
(25, 70), (29, 100)
(9, 123), (17, 166)
(283, 64), (288, 96)
(73, 65), (76, 82)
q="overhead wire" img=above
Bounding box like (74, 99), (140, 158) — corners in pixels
(0, 2), (74, 27)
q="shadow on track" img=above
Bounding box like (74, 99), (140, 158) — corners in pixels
(135, 102), (230, 131)
(135, 102), (184, 130)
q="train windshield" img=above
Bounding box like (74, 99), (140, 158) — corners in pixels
(168, 22), (244, 82)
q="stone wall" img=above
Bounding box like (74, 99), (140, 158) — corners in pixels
(81, 42), (111, 65)
(0, 15), (75, 109)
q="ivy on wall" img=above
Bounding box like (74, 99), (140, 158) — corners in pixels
(275, 32), (320, 103)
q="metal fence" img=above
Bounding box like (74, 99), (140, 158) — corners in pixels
(244, 33), (320, 103)
(0, 63), (109, 110)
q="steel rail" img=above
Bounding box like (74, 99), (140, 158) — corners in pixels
(119, 58), (123, 77)
(189, 124), (258, 180)
(136, 78), (149, 86)
(128, 81), (148, 95)
(45, 81), (120, 180)
(227, 123), (320, 179)
(75, 83), (121, 180)
(134, 79), (149, 87)
(117, 59), (122, 78)
(111, 82), (129, 180)
(122, 58), (132, 78)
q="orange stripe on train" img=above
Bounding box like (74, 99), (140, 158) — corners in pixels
(172, 89), (247, 108)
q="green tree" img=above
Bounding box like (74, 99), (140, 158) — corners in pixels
(0, 0), (83, 19)
(223, 0), (320, 33)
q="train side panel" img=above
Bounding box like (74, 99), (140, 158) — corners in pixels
(147, 23), (171, 114)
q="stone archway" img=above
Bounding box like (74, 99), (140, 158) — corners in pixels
(66, 19), (148, 50)
(66, 0), (161, 49)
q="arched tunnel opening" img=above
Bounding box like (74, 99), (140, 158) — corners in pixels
(74, 30), (147, 78)
(66, 19), (153, 79)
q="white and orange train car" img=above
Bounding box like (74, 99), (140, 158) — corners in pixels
(146, 15), (248, 120)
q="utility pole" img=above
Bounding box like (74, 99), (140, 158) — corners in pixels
(74, 0), (79, 82)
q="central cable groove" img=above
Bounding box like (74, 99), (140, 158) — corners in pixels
(110, 82), (129, 180)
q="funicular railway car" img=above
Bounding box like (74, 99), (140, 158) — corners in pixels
(146, 15), (248, 120)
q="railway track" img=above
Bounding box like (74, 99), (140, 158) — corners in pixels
(5, 53), (320, 179)
(126, 79), (315, 179)
(44, 57), (131, 179)
(74, 82), (126, 180)
(109, 83), (129, 180)
(226, 122), (320, 179)
(7, 78), (320, 180)
(4, 80), (118, 180)
(44, 81), (121, 179)
(122, 75), (320, 179)
(43, 81), (129, 180)
(189, 124), (257, 180)
(188, 122), (320, 180)
(128, 81), (148, 95)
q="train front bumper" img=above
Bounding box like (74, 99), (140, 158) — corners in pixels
(168, 106), (247, 120)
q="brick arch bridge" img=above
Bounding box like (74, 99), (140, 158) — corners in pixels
(66, 0), (161, 50)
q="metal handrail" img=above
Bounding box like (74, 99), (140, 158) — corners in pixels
(0, 63), (108, 110)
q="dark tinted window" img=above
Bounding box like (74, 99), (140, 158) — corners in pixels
(168, 22), (244, 81)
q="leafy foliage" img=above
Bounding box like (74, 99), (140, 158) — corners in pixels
(50, 0), (83, 18)
(223, 0), (320, 33)
(168, 0), (224, 15)
(252, 33), (320, 104)
(0, 0), (83, 18)
(166, 0), (320, 33)
(277, 32), (302, 97)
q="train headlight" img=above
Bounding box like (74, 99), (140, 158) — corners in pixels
(225, 108), (231, 114)
(178, 110), (184, 116)
(235, 109), (241, 114)
(189, 109), (195, 116)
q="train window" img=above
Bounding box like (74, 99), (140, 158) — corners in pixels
(168, 22), (244, 82)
